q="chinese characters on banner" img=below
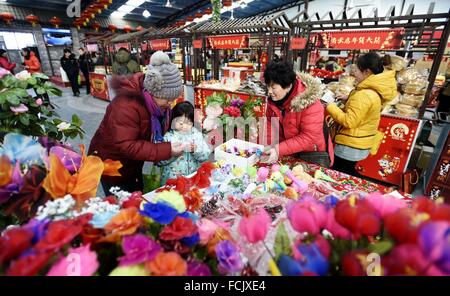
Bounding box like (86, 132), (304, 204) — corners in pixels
(290, 37), (307, 50)
(193, 39), (203, 49)
(207, 35), (250, 49)
(150, 39), (171, 51)
(316, 29), (404, 50)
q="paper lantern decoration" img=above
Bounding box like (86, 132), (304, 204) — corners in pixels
(123, 25), (133, 33)
(222, 0), (232, 7)
(136, 26), (144, 31)
(178, 20), (186, 26)
(92, 22), (101, 32)
(108, 24), (117, 33)
(187, 15), (194, 22)
(205, 7), (212, 15)
(91, 4), (104, 14)
(49, 16), (62, 28)
(195, 11), (202, 19)
(25, 14), (39, 27)
(97, 0), (112, 9)
(0, 12), (15, 24)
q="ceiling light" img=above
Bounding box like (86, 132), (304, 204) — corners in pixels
(166, 0), (172, 8)
(111, 11), (127, 18)
(143, 9), (151, 18)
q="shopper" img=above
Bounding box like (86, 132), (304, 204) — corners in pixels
(0, 49), (16, 74)
(21, 48), (41, 74)
(325, 52), (397, 176)
(158, 101), (211, 185)
(78, 48), (92, 95)
(60, 49), (80, 97)
(89, 51), (185, 194)
(264, 61), (333, 167)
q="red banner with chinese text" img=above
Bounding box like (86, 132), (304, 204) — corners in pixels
(290, 37), (307, 50)
(150, 39), (171, 51)
(193, 39), (203, 49)
(207, 35), (249, 49)
(316, 29), (404, 50)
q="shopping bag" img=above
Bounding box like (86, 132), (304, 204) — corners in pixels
(401, 168), (420, 194)
(142, 165), (161, 194)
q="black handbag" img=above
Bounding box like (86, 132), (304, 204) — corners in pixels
(296, 121), (332, 168)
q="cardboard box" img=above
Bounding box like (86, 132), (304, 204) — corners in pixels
(214, 138), (264, 169)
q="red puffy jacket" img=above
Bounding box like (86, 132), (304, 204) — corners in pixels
(266, 72), (333, 163)
(0, 56), (16, 72)
(89, 73), (172, 189)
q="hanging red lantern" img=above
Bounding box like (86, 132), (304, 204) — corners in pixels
(108, 24), (117, 33)
(49, 16), (62, 28)
(90, 4), (104, 14)
(0, 12), (15, 25)
(92, 22), (101, 32)
(25, 14), (39, 27)
(178, 20), (186, 26)
(85, 8), (96, 19)
(136, 26), (144, 31)
(222, 0), (232, 7)
(123, 25), (133, 33)
(97, 0), (112, 9)
(205, 7), (212, 15)
(187, 15), (194, 22)
(195, 11), (202, 19)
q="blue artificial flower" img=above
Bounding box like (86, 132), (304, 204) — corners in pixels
(24, 218), (50, 244)
(278, 255), (303, 276)
(140, 202), (179, 225)
(181, 233), (200, 247)
(296, 244), (329, 276)
(324, 195), (340, 209)
(90, 211), (119, 229)
(0, 133), (45, 165)
(178, 211), (199, 223)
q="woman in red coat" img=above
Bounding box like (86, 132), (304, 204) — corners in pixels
(21, 48), (41, 74)
(89, 51), (185, 194)
(264, 61), (333, 167)
(0, 49), (16, 74)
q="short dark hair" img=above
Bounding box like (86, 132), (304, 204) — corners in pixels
(79, 47), (85, 52)
(63, 48), (72, 54)
(169, 101), (194, 130)
(357, 52), (391, 75)
(0, 49), (6, 56)
(264, 61), (296, 88)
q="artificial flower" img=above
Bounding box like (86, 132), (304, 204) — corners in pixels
(366, 193), (407, 218)
(230, 98), (245, 108)
(205, 102), (223, 118)
(102, 208), (143, 243)
(0, 227), (34, 264)
(187, 260), (212, 276)
(57, 121), (71, 131)
(215, 240), (243, 275)
(238, 209), (271, 243)
(159, 217), (197, 241)
(324, 208), (351, 239)
(49, 146), (81, 174)
(89, 211), (118, 229)
(287, 199), (327, 235)
(15, 70), (31, 80)
(418, 221), (450, 274)
(0, 67), (11, 78)
(223, 106), (241, 118)
(341, 250), (372, 276)
(207, 228), (234, 256)
(80, 224), (105, 245)
(293, 243), (329, 276)
(334, 196), (381, 238)
(122, 191), (143, 209)
(23, 218), (50, 244)
(0, 155), (12, 187)
(153, 190), (187, 213)
(188, 162), (216, 189)
(0, 133), (45, 165)
(10, 103), (29, 113)
(35, 98), (43, 105)
(184, 188), (203, 212)
(198, 218), (219, 244)
(277, 255), (303, 276)
(180, 233), (200, 247)
(163, 176), (191, 195)
(146, 252), (187, 276)
(0, 162), (23, 204)
(6, 251), (53, 276)
(47, 244), (99, 276)
(430, 204), (450, 222)
(118, 234), (161, 267)
(109, 264), (150, 276)
(384, 208), (428, 244)
(140, 201), (179, 225)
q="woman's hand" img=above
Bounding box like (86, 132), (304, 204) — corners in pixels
(170, 142), (184, 157)
(265, 148), (279, 164)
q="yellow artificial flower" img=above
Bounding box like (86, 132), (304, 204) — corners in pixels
(153, 190), (186, 213)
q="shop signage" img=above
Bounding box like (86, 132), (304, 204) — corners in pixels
(290, 37), (307, 50)
(316, 29), (404, 50)
(193, 39), (203, 49)
(149, 39), (171, 51)
(207, 34), (249, 49)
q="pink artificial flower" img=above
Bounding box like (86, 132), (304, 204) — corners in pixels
(35, 98), (43, 106)
(47, 244), (99, 276)
(238, 209), (271, 243)
(10, 104), (29, 113)
(197, 219), (218, 244)
(366, 193), (407, 218)
(288, 200), (327, 235)
(325, 208), (351, 239)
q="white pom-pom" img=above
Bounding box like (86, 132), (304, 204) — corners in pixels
(150, 51), (171, 66)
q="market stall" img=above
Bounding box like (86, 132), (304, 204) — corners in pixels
(290, 3), (450, 190)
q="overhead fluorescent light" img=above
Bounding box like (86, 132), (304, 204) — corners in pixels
(126, 0), (145, 7)
(118, 5), (136, 14)
(143, 9), (151, 18)
(111, 11), (127, 18)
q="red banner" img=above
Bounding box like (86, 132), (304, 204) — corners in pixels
(290, 37), (307, 50)
(150, 39), (171, 51)
(316, 29), (404, 50)
(89, 73), (110, 101)
(193, 39), (203, 49)
(114, 43), (131, 52)
(356, 115), (421, 186)
(208, 35), (249, 49)
(141, 43), (148, 51)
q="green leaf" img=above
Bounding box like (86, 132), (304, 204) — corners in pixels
(71, 113), (83, 126)
(19, 115), (30, 126)
(12, 88), (29, 98)
(36, 87), (46, 95)
(6, 93), (20, 105)
(368, 240), (393, 256)
(27, 77), (37, 86)
(32, 73), (49, 80)
(18, 80), (28, 89)
(274, 223), (292, 260)
(0, 93), (6, 104)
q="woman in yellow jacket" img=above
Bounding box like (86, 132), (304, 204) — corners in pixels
(325, 52), (397, 176)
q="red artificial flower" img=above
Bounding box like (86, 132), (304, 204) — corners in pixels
(341, 250), (371, 276)
(122, 191), (143, 209)
(238, 209), (271, 244)
(223, 106), (241, 118)
(159, 217), (197, 241)
(431, 204), (450, 222)
(411, 197), (436, 215)
(165, 176), (192, 195)
(184, 188), (203, 212)
(104, 195), (118, 205)
(34, 214), (92, 252)
(335, 197), (380, 238)
(189, 162), (215, 189)
(0, 228), (34, 264)
(81, 224), (105, 245)
(7, 251), (53, 276)
(384, 208), (428, 244)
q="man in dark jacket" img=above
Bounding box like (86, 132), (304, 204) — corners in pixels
(60, 48), (80, 96)
(78, 48), (92, 95)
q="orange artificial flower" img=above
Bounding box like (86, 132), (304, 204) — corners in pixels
(184, 188), (203, 212)
(42, 145), (122, 205)
(207, 228), (234, 256)
(101, 208), (143, 243)
(146, 252), (187, 276)
(0, 156), (13, 187)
